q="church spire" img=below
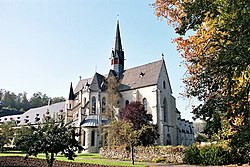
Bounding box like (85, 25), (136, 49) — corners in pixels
(68, 82), (75, 100)
(115, 20), (122, 52)
(110, 20), (125, 79)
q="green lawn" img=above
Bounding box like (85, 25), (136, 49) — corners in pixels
(0, 151), (146, 166)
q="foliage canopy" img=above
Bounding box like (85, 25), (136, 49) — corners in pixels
(154, 0), (250, 162)
(15, 116), (82, 167)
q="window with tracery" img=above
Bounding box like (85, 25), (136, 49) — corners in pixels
(92, 96), (96, 114)
(163, 98), (168, 122)
(102, 97), (106, 112)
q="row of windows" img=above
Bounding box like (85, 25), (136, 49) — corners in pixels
(82, 130), (95, 147)
(124, 98), (148, 110)
(91, 97), (106, 114)
(91, 97), (149, 114)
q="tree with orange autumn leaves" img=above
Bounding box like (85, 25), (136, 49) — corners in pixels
(154, 0), (249, 162)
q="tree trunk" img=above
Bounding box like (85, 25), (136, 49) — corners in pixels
(131, 145), (134, 165)
(46, 152), (54, 167)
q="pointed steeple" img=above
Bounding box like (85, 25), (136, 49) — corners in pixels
(115, 20), (122, 52)
(110, 20), (125, 79)
(68, 82), (75, 100)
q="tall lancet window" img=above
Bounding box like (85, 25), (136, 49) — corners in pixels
(102, 97), (106, 113)
(143, 98), (147, 111)
(163, 98), (168, 123)
(92, 96), (96, 114)
(91, 130), (95, 146)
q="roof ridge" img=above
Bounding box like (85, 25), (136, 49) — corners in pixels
(124, 59), (163, 71)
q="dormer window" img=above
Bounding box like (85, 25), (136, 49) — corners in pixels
(140, 72), (145, 77)
(85, 81), (90, 88)
(35, 117), (40, 122)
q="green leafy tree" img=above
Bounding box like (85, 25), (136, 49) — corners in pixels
(29, 92), (48, 108)
(104, 76), (122, 148)
(0, 121), (15, 152)
(14, 126), (33, 151)
(51, 97), (65, 104)
(107, 120), (139, 165)
(15, 116), (82, 167)
(106, 76), (121, 119)
(154, 0), (250, 161)
(2, 91), (17, 110)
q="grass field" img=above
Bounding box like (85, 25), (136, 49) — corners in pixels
(0, 151), (146, 166)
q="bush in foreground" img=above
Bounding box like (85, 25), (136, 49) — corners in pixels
(184, 144), (230, 165)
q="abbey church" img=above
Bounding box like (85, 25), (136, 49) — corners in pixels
(0, 21), (194, 152)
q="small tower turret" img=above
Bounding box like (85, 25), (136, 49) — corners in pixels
(67, 82), (75, 109)
(110, 20), (124, 79)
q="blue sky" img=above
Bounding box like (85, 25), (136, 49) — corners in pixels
(0, 0), (196, 121)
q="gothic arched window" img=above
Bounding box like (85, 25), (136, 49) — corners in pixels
(143, 98), (147, 111)
(83, 97), (86, 105)
(163, 80), (166, 89)
(91, 130), (95, 146)
(166, 134), (171, 145)
(82, 130), (86, 146)
(92, 96), (96, 114)
(125, 100), (129, 106)
(163, 98), (168, 122)
(102, 97), (106, 113)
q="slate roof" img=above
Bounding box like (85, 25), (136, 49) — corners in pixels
(74, 77), (92, 93)
(73, 59), (167, 93)
(19, 102), (66, 125)
(119, 60), (164, 91)
(80, 115), (109, 127)
(89, 72), (106, 91)
(0, 102), (66, 125)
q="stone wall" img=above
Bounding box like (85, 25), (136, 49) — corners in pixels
(100, 146), (186, 163)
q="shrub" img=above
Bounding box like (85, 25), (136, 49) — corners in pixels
(199, 144), (230, 165)
(183, 144), (230, 165)
(183, 145), (201, 164)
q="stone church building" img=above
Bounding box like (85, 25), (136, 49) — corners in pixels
(0, 21), (194, 152)
(64, 21), (194, 152)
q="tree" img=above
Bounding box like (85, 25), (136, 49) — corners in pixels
(51, 97), (65, 104)
(107, 120), (139, 165)
(120, 101), (158, 146)
(29, 92), (48, 108)
(14, 126), (33, 151)
(106, 101), (158, 165)
(15, 116), (82, 167)
(154, 0), (250, 162)
(1, 91), (17, 110)
(104, 76), (122, 148)
(106, 76), (121, 119)
(0, 121), (15, 152)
